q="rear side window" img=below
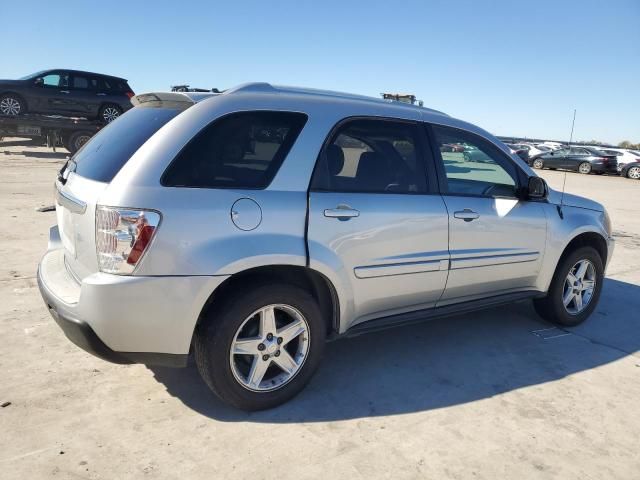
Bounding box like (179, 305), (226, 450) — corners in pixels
(310, 118), (427, 194)
(162, 111), (307, 189)
(73, 107), (181, 182)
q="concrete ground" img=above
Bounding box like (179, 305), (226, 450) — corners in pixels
(1, 139), (638, 479)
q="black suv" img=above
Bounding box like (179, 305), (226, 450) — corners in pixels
(0, 69), (134, 123)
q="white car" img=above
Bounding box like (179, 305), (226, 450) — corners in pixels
(513, 143), (545, 158)
(595, 148), (640, 171)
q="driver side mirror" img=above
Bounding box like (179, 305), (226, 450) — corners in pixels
(34, 77), (43, 86)
(527, 176), (547, 200)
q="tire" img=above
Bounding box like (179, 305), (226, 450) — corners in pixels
(98, 104), (122, 124)
(532, 158), (544, 169)
(533, 246), (604, 327)
(65, 131), (93, 155)
(195, 283), (326, 410)
(578, 162), (592, 174)
(0, 93), (26, 116)
(627, 166), (640, 180)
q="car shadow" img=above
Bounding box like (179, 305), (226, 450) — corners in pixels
(2, 150), (68, 160)
(149, 278), (639, 422)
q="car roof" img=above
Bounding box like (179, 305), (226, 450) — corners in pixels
(43, 68), (128, 81)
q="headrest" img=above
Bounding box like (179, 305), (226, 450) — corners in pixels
(326, 144), (345, 176)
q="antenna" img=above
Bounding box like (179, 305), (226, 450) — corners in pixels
(559, 109), (576, 217)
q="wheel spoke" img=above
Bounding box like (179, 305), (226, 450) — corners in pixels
(277, 318), (305, 345)
(574, 291), (583, 311)
(273, 349), (298, 375)
(232, 337), (262, 355)
(246, 356), (270, 389)
(575, 261), (589, 280)
(582, 279), (595, 291)
(563, 288), (574, 307)
(259, 306), (277, 337)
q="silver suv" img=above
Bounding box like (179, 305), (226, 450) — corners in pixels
(38, 83), (614, 410)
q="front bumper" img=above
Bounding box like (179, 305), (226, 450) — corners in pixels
(38, 237), (228, 366)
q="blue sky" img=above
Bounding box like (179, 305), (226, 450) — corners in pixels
(2, 0), (638, 144)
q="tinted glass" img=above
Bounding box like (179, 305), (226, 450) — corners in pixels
(311, 119), (426, 194)
(432, 125), (517, 197)
(73, 107), (181, 182)
(162, 111), (307, 189)
(72, 75), (90, 89)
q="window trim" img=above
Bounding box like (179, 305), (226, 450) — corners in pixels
(309, 116), (439, 196)
(160, 110), (308, 190)
(425, 123), (527, 200)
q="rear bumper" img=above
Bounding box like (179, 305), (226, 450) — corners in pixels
(591, 162), (618, 173)
(38, 233), (228, 366)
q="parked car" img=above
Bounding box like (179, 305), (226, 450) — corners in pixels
(529, 146), (618, 174)
(594, 148), (640, 172)
(533, 144), (552, 153)
(38, 84), (613, 410)
(0, 69), (134, 123)
(504, 143), (529, 161)
(513, 143), (545, 158)
(619, 160), (640, 180)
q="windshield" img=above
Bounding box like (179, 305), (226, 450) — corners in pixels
(18, 70), (48, 80)
(72, 106), (182, 182)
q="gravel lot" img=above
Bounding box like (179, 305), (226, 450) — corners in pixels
(1, 139), (639, 479)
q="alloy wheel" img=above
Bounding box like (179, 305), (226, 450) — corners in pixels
(229, 304), (310, 392)
(578, 162), (591, 174)
(562, 259), (596, 315)
(0, 97), (21, 115)
(628, 166), (640, 180)
(102, 107), (121, 123)
(533, 159), (543, 169)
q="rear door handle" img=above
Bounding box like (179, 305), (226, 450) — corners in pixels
(96, 93), (106, 96)
(324, 205), (360, 220)
(60, 90), (70, 94)
(453, 209), (480, 222)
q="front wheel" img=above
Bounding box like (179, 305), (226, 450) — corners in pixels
(64, 131), (93, 155)
(532, 158), (544, 169)
(0, 94), (26, 116)
(534, 246), (604, 326)
(195, 284), (326, 410)
(578, 162), (592, 174)
(627, 166), (640, 180)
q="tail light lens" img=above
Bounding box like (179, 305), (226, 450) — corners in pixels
(96, 206), (161, 275)
(125, 91), (134, 99)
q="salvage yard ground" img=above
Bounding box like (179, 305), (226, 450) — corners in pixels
(1, 138), (639, 479)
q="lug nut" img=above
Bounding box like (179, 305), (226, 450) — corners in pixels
(275, 350), (280, 357)
(277, 337), (283, 345)
(266, 333), (274, 341)
(262, 354), (269, 361)
(257, 343), (265, 351)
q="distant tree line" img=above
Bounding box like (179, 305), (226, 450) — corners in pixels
(618, 140), (640, 150)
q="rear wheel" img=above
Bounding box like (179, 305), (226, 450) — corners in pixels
(578, 162), (592, 174)
(534, 246), (604, 326)
(64, 131), (92, 155)
(627, 166), (640, 180)
(98, 104), (122, 124)
(195, 284), (326, 410)
(532, 158), (544, 169)
(0, 94), (25, 116)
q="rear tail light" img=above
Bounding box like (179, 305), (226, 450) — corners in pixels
(125, 91), (134, 99)
(95, 206), (160, 275)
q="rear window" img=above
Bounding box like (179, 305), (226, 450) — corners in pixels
(161, 111), (307, 189)
(73, 106), (181, 182)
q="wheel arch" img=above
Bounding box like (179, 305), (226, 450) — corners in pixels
(559, 231), (608, 267)
(195, 264), (341, 338)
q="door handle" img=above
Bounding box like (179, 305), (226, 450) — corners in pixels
(453, 209), (480, 222)
(324, 205), (360, 220)
(60, 90), (70, 94)
(96, 93), (106, 96)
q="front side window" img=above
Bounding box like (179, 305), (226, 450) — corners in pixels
(311, 119), (427, 194)
(162, 111), (307, 189)
(432, 124), (518, 198)
(41, 73), (67, 88)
